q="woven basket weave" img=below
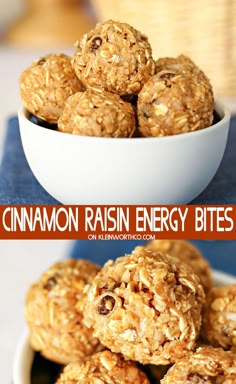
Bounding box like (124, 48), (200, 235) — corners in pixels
(91, 0), (236, 98)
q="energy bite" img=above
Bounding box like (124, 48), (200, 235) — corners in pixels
(161, 346), (236, 383)
(81, 246), (205, 365)
(58, 88), (135, 137)
(25, 259), (102, 364)
(56, 350), (150, 384)
(72, 20), (155, 96)
(137, 68), (214, 137)
(201, 285), (236, 349)
(20, 54), (83, 123)
(145, 240), (212, 293)
(155, 54), (211, 83)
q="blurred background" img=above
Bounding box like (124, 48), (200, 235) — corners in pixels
(0, 0), (235, 97)
(0, 0), (96, 47)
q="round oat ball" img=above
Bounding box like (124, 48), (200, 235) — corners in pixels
(155, 55), (193, 73)
(155, 55), (211, 84)
(145, 240), (212, 293)
(81, 246), (205, 365)
(20, 54), (83, 123)
(72, 20), (155, 96)
(56, 350), (150, 384)
(25, 259), (102, 364)
(161, 346), (236, 383)
(58, 88), (135, 137)
(137, 68), (214, 137)
(201, 285), (236, 349)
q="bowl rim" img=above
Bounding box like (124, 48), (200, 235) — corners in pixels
(18, 99), (231, 144)
(13, 269), (236, 384)
(13, 328), (34, 384)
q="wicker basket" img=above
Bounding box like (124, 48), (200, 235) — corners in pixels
(91, 0), (236, 98)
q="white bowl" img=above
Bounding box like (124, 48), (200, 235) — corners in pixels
(13, 330), (34, 384)
(18, 102), (230, 205)
(13, 270), (236, 384)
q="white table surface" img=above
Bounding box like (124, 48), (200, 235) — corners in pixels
(0, 46), (236, 383)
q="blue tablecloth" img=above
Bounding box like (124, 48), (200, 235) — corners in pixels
(70, 239), (236, 276)
(0, 117), (59, 204)
(0, 116), (235, 204)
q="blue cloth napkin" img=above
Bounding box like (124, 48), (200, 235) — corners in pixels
(192, 115), (236, 204)
(0, 117), (59, 204)
(0, 116), (235, 204)
(70, 239), (236, 276)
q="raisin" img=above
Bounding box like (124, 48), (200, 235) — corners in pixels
(159, 71), (176, 88)
(142, 104), (152, 118)
(97, 295), (116, 315)
(159, 72), (176, 81)
(37, 58), (46, 66)
(44, 276), (57, 291)
(90, 36), (103, 51)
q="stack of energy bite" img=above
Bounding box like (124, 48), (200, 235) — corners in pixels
(20, 19), (215, 138)
(25, 241), (236, 383)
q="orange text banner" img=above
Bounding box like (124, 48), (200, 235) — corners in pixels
(0, 205), (235, 240)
